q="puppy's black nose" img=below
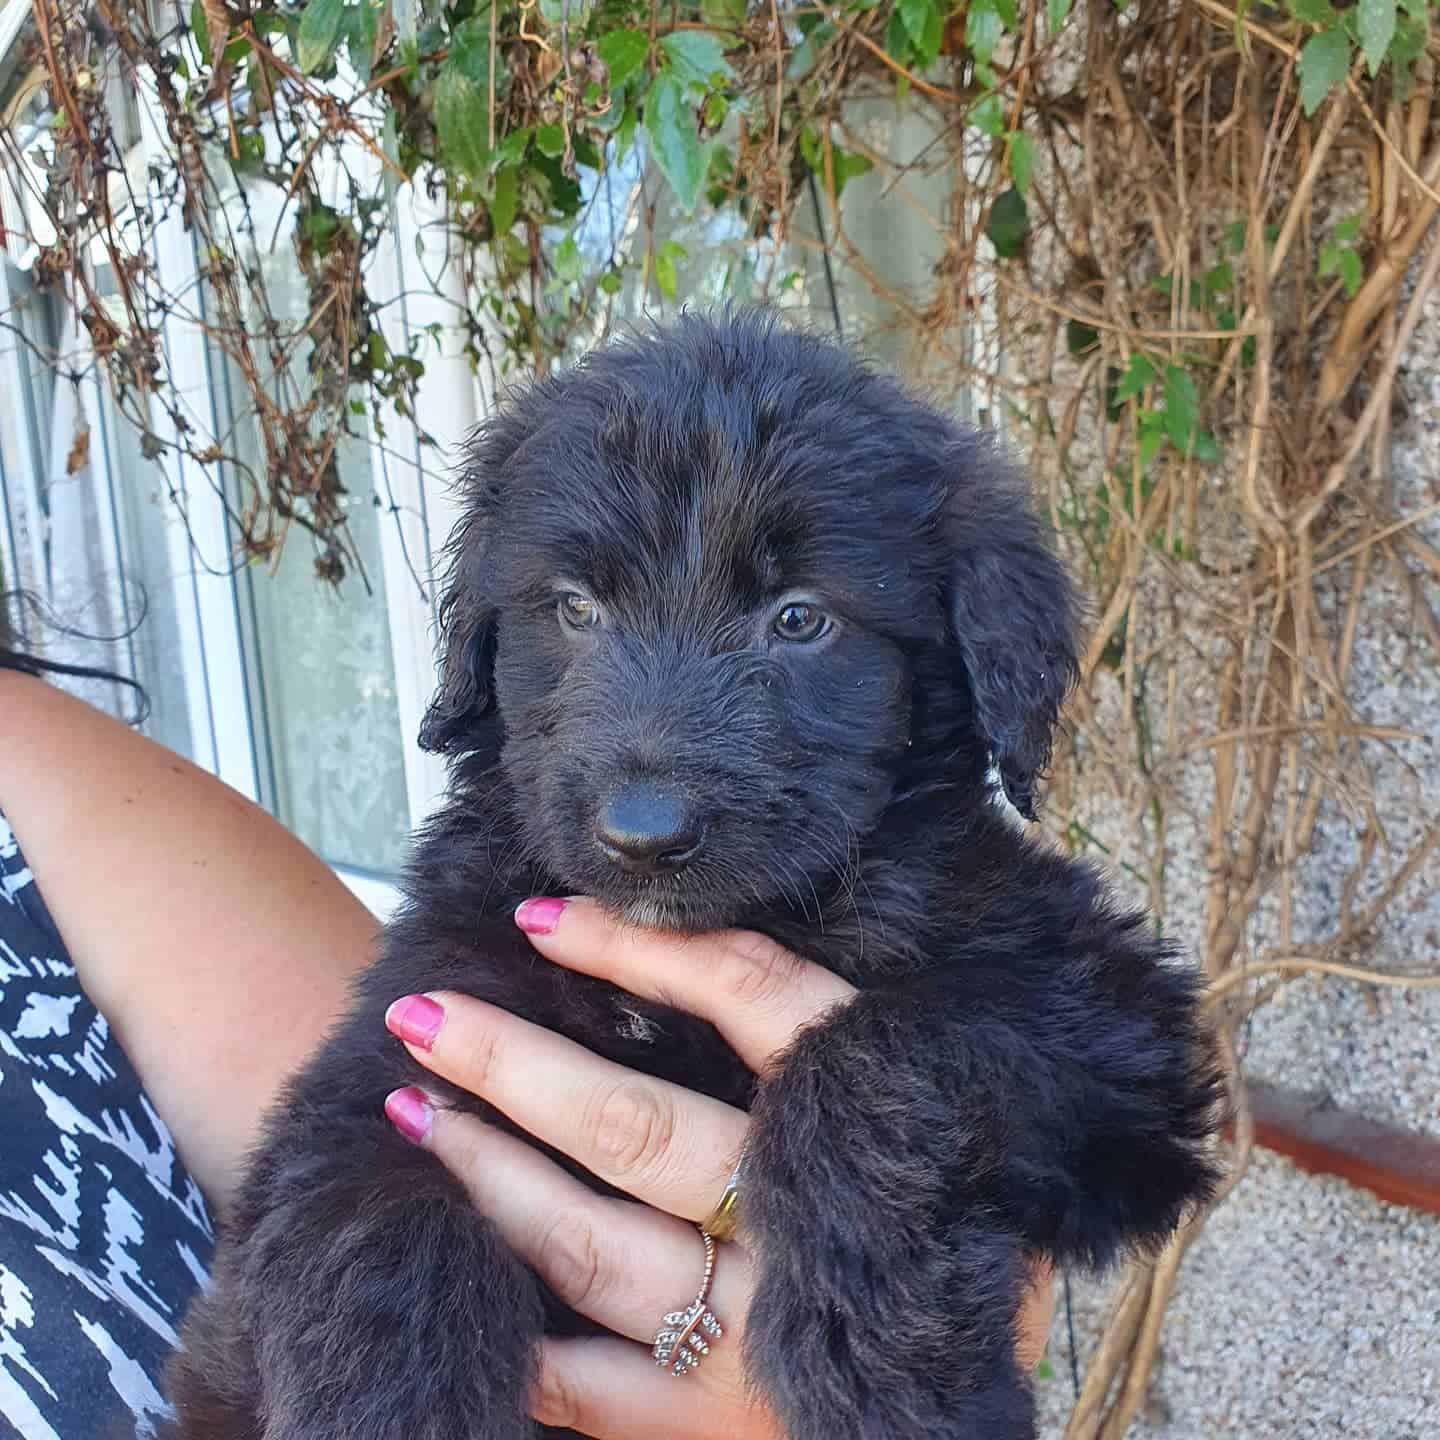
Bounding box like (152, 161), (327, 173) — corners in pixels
(596, 784), (701, 874)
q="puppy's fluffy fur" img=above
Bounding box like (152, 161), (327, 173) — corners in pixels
(163, 311), (1221, 1440)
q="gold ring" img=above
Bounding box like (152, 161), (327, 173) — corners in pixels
(701, 1159), (743, 1242)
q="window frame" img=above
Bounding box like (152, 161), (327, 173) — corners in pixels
(0, 48), (490, 920)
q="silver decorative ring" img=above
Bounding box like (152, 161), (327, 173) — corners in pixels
(651, 1227), (723, 1377)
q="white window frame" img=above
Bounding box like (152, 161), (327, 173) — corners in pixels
(2, 26), (489, 921)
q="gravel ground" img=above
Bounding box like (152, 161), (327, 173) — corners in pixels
(1035, 1151), (1438, 1439)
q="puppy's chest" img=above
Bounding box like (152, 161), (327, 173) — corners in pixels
(589, 988), (756, 1110)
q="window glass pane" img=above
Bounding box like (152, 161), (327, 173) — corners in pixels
(97, 359), (201, 761)
(208, 175), (411, 875)
(233, 440), (412, 875)
(2, 88), (200, 755)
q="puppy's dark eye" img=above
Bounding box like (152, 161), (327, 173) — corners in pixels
(558, 593), (600, 631)
(773, 603), (829, 643)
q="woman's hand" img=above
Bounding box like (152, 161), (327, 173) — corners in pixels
(382, 897), (1056, 1439)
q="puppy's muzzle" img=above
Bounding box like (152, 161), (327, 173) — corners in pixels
(595, 782), (703, 875)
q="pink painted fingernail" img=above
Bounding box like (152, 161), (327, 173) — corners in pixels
(386, 994), (445, 1050)
(384, 1087), (433, 1145)
(515, 897), (569, 935)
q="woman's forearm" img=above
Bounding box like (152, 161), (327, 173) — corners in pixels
(0, 672), (380, 1213)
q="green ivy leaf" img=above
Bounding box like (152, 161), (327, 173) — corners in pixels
(449, 17), (501, 87)
(599, 29), (650, 89)
(660, 30), (734, 88)
(994, 0), (1018, 24)
(900, 0), (943, 66)
(655, 240), (687, 300)
(1137, 412), (1168, 469)
(433, 22), (509, 176)
(644, 72), (710, 213)
(300, 202), (340, 250)
(1358, 0), (1396, 74)
(1113, 352), (1157, 404)
(1192, 429), (1222, 463)
(492, 127), (533, 170)
(702, 0), (747, 30)
(706, 144), (734, 205)
(536, 123), (566, 158)
(297, 0), (345, 75)
(1008, 130), (1034, 194)
(986, 187), (1028, 258)
(1162, 365), (1198, 446)
(1332, 212), (1365, 245)
(967, 0), (1004, 64)
(1161, 364), (1218, 459)
(189, 0), (211, 61)
(1203, 260), (1233, 295)
(1066, 319), (1100, 356)
(434, 65), (491, 180)
(1338, 247), (1364, 295)
(833, 150), (873, 195)
(801, 129), (875, 196)
(616, 101), (640, 160)
(1297, 27), (1352, 116)
(885, 8), (915, 67)
(599, 269), (624, 295)
(490, 166), (518, 235)
(345, 1), (384, 83)
(531, 152), (583, 217)
(553, 235), (584, 284)
(969, 93), (1006, 138)
(1388, 14), (1426, 87)
(1047, 0), (1073, 31)
(1288, 0), (1335, 21)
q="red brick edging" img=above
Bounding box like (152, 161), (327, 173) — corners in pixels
(1229, 1080), (1440, 1215)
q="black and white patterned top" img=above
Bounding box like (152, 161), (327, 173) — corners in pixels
(0, 812), (213, 1438)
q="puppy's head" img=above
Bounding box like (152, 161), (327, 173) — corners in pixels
(421, 310), (1077, 929)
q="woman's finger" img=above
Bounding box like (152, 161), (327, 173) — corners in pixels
(385, 991), (747, 1219)
(513, 897), (857, 1071)
(532, 1335), (782, 1440)
(386, 1091), (753, 1347)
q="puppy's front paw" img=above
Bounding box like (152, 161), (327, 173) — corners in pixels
(740, 994), (1037, 1440)
(172, 1136), (544, 1440)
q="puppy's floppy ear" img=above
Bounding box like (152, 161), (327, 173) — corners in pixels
(418, 376), (566, 754)
(417, 430), (512, 756)
(417, 553), (496, 755)
(944, 436), (1079, 820)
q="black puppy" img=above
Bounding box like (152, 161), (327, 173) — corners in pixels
(164, 310), (1221, 1440)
